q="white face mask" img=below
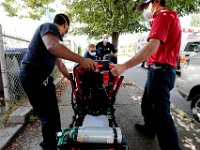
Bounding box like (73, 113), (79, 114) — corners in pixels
(89, 51), (96, 56)
(143, 3), (153, 20)
(103, 38), (108, 43)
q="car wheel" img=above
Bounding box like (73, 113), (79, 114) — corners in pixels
(191, 94), (200, 122)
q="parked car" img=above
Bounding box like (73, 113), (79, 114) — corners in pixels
(180, 41), (200, 61)
(176, 41), (200, 75)
(176, 52), (200, 122)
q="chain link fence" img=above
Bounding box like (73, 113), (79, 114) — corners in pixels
(3, 35), (29, 100)
(0, 34), (29, 108)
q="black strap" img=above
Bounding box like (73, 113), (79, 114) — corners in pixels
(74, 127), (79, 141)
(113, 127), (118, 144)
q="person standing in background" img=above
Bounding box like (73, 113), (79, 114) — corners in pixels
(96, 34), (118, 61)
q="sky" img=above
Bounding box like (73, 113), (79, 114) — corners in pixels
(0, 7), (44, 40)
(0, 0), (66, 40)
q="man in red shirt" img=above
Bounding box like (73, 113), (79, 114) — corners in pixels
(111, 0), (181, 149)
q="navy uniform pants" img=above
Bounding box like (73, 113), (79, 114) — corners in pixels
(19, 64), (61, 149)
(141, 65), (181, 150)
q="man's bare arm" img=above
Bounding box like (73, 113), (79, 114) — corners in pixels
(42, 32), (97, 70)
(42, 33), (83, 63)
(123, 38), (161, 70)
(56, 58), (70, 79)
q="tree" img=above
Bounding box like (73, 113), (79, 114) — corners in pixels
(63, 0), (148, 47)
(1, 0), (200, 47)
(60, 0), (200, 47)
(0, 0), (55, 20)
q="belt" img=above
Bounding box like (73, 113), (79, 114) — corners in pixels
(149, 63), (173, 70)
(21, 63), (49, 75)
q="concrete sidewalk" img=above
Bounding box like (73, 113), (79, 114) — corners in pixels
(1, 77), (200, 150)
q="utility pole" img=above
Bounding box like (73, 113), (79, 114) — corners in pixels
(0, 24), (10, 109)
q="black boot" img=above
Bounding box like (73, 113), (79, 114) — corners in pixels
(39, 141), (57, 150)
(135, 123), (156, 138)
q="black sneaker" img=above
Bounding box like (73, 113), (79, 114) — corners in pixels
(39, 141), (57, 150)
(135, 123), (156, 138)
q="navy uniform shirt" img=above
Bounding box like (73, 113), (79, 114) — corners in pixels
(22, 23), (62, 75)
(96, 41), (117, 60)
(83, 51), (97, 60)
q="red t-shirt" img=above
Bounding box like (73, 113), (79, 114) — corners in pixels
(147, 9), (182, 67)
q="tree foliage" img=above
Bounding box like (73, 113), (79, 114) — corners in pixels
(0, 0), (55, 19)
(64, 0), (148, 36)
(167, 0), (200, 17)
(62, 0), (200, 46)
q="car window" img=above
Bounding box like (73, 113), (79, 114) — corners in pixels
(188, 44), (198, 52)
(184, 42), (200, 52)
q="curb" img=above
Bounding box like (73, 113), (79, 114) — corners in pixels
(0, 77), (64, 150)
(0, 124), (24, 150)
